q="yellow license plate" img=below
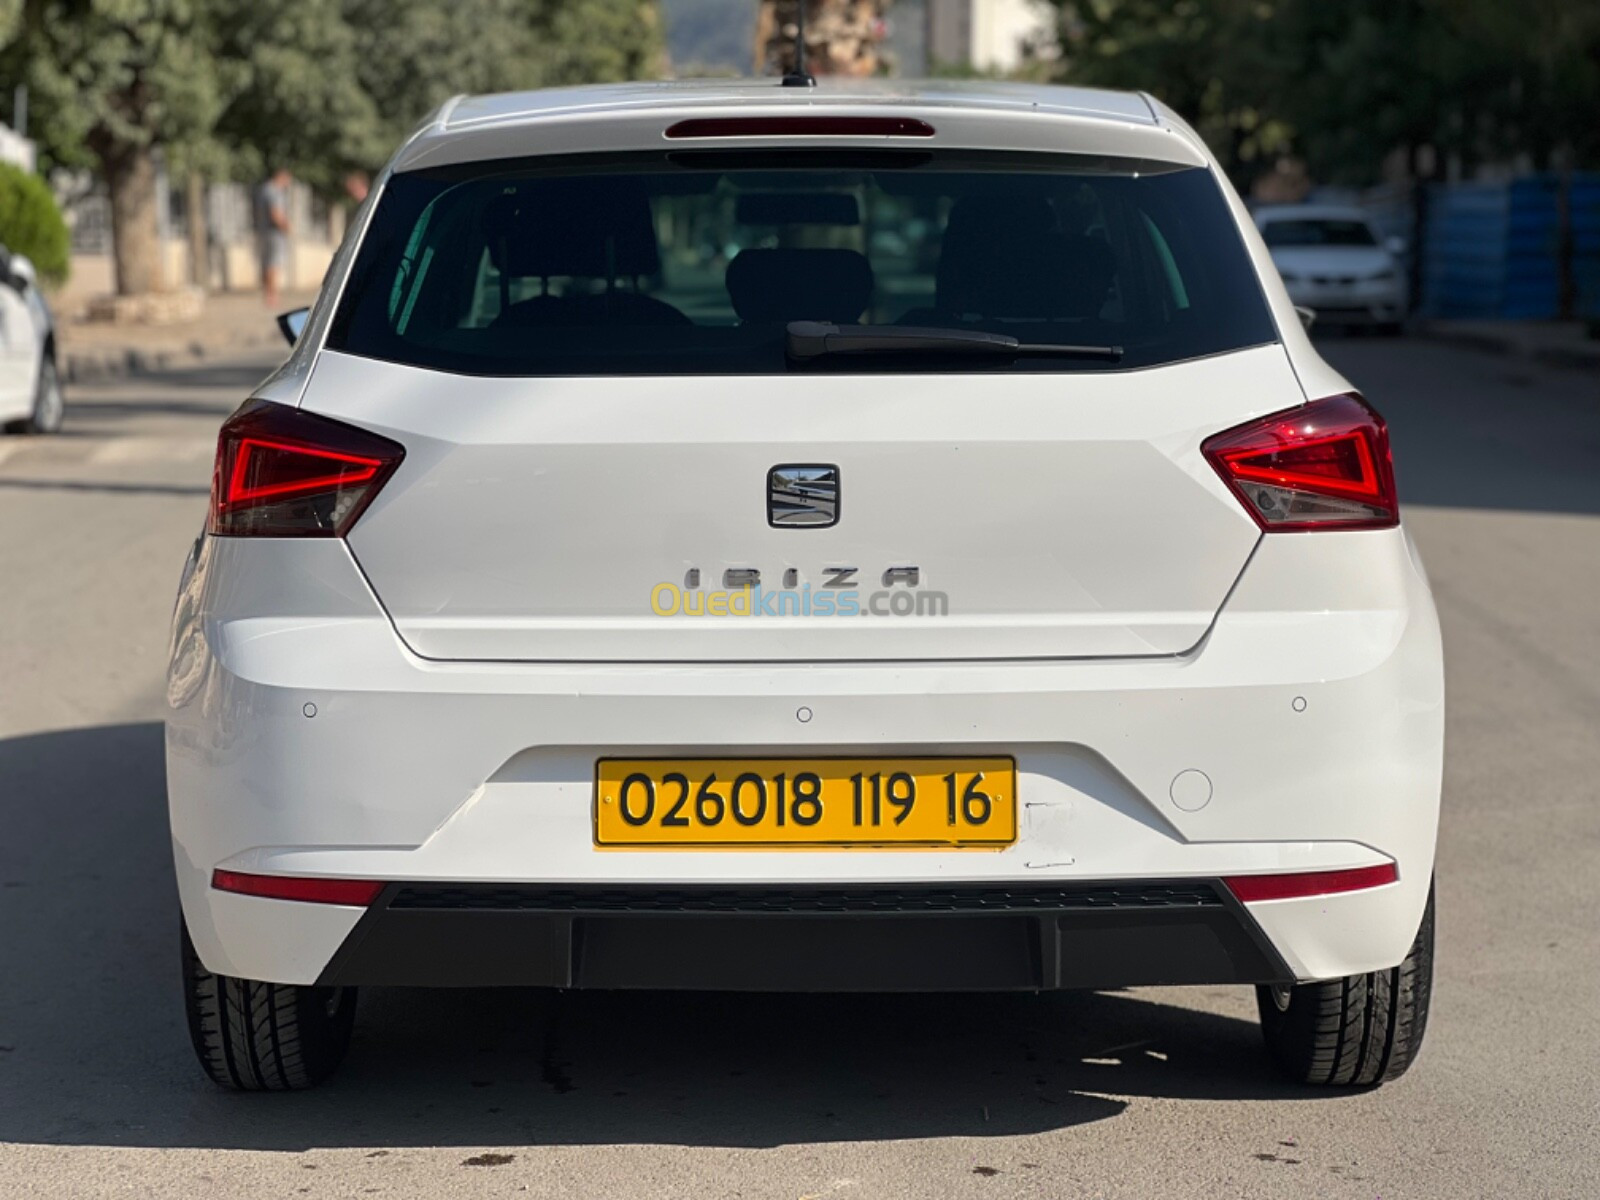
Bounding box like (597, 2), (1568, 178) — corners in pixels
(595, 757), (1016, 848)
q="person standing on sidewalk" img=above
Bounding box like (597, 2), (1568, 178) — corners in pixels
(255, 167), (292, 307)
(343, 170), (370, 207)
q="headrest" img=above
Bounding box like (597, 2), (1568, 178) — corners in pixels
(725, 248), (874, 324)
(936, 196), (1116, 320)
(484, 180), (661, 280)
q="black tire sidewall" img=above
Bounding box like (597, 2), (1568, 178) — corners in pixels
(181, 919), (358, 1090)
(1257, 879), (1435, 1087)
(29, 356), (63, 434)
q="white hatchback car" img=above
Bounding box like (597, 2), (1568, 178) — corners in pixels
(0, 245), (63, 434)
(1255, 204), (1409, 332)
(168, 80), (1442, 1092)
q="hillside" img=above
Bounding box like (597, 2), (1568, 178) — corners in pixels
(661, 0), (757, 75)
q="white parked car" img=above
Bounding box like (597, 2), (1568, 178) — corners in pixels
(0, 245), (63, 434)
(1255, 204), (1409, 332)
(168, 80), (1442, 1091)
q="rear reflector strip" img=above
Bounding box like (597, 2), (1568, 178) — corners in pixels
(1224, 863), (1398, 903)
(212, 870), (384, 907)
(665, 116), (936, 139)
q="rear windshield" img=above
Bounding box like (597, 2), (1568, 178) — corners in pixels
(327, 150), (1277, 375)
(1261, 218), (1378, 248)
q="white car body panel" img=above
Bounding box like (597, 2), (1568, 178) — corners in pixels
(168, 80), (1443, 996)
(170, 522), (1441, 985)
(0, 276), (44, 420)
(312, 346), (1300, 663)
(396, 79), (1205, 174)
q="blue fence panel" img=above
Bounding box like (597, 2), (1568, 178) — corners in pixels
(1422, 173), (1600, 318)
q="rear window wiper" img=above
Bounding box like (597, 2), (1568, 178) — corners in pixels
(786, 321), (1124, 363)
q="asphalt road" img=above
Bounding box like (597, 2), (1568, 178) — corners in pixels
(1, 335), (1597, 1199)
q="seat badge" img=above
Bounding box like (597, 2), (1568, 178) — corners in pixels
(768, 464), (840, 528)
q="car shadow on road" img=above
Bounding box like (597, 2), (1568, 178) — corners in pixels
(0, 723), (1338, 1154)
(49, 362), (265, 434)
(73, 361), (273, 400)
(64, 398), (240, 420)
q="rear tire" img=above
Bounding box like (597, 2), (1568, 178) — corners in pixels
(11, 355), (64, 434)
(182, 922), (357, 1090)
(1256, 880), (1434, 1087)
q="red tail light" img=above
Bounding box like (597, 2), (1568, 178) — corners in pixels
(1202, 393), (1397, 531)
(1224, 862), (1398, 903)
(208, 401), (404, 537)
(212, 869), (384, 906)
(665, 116), (935, 138)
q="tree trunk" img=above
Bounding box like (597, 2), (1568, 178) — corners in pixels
(101, 141), (163, 296)
(1555, 167), (1575, 321)
(1407, 143), (1432, 316)
(186, 171), (209, 291)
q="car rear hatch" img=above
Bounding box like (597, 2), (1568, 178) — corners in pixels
(310, 346), (1301, 662)
(309, 141), (1293, 663)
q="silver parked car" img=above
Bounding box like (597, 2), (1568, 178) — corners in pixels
(1255, 204), (1408, 333)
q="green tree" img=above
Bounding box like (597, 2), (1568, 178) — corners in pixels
(1422, 0), (1600, 172)
(2, 0), (223, 294)
(345, 0), (664, 154)
(0, 0), (665, 297)
(1046, 0), (1293, 186)
(210, 0), (380, 191)
(533, 0), (665, 86)
(0, 161), (71, 284)
(1042, 0), (1600, 187)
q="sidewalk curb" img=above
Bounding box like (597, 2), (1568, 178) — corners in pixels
(1413, 321), (1600, 373)
(60, 328), (278, 385)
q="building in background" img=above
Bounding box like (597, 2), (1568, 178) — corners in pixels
(669, 0), (1055, 80)
(55, 168), (341, 313)
(926, 0), (1052, 73)
(0, 122), (36, 172)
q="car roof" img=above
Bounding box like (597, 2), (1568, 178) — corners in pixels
(390, 78), (1211, 173)
(443, 78), (1161, 129)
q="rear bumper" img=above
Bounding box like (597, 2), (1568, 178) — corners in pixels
(167, 525), (1443, 989)
(315, 882), (1292, 990)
